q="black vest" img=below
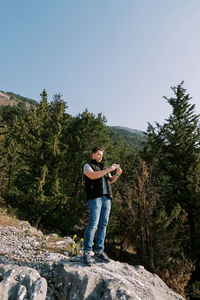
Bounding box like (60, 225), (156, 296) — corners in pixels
(83, 160), (113, 200)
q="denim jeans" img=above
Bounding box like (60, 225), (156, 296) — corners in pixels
(83, 195), (111, 254)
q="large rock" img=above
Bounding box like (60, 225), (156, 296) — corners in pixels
(51, 258), (185, 300)
(0, 264), (47, 300)
(0, 221), (186, 299)
(0, 254), (185, 300)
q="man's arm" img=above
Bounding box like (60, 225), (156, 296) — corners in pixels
(84, 164), (117, 180)
(109, 168), (122, 184)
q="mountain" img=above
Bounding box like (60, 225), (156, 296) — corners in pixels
(111, 126), (146, 137)
(109, 125), (147, 150)
(0, 90), (38, 109)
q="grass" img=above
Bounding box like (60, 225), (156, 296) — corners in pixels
(0, 214), (19, 227)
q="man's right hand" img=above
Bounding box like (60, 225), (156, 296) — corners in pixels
(108, 164), (117, 172)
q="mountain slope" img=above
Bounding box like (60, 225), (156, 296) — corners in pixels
(109, 125), (147, 150)
(111, 126), (146, 137)
(0, 90), (38, 109)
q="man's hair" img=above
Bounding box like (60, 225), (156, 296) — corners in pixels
(91, 147), (104, 154)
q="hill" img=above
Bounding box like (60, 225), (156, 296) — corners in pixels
(0, 90), (38, 109)
(111, 126), (146, 137)
(109, 125), (147, 150)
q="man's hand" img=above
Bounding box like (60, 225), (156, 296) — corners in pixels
(116, 167), (122, 176)
(109, 166), (122, 184)
(108, 164), (117, 172)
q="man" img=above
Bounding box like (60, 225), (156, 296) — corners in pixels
(82, 147), (122, 266)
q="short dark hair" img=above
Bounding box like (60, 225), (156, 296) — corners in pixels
(91, 147), (104, 154)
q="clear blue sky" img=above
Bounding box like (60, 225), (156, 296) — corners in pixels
(1, 0), (200, 131)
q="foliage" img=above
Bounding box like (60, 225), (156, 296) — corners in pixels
(69, 234), (84, 257)
(1, 83), (200, 297)
(1, 90), (70, 228)
(0, 105), (27, 127)
(61, 109), (115, 234)
(142, 82), (200, 297)
(155, 253), (195, 297)
(109, 126), (146, 151)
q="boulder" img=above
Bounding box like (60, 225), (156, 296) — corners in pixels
(0, 264), (47, 300)
(0, 220), (186, 300)
(51, 258), (185, 300)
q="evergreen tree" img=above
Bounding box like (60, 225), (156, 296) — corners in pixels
(3, 90), (70, 228)
(0, 105), (27, 127)
(0, 115), (5, 143)
(62, 110), (115, 234)
(142, 82), (200, 295)
(0, 116), (7, 194)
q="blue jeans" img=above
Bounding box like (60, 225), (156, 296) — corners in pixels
(83, 195), (111, 254)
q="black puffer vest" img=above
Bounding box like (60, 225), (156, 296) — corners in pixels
(83, 159), (113, 200)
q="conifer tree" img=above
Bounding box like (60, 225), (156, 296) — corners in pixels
(0, 115), (5, 139)
(143, 82), (200, 251)
(62, 110), (115, 233)
(3, 90), (70, 228)
(0, 116), (7, 194)
(142, 82), (200, 294)
(0, 105), (26, 127)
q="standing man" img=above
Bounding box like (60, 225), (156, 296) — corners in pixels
(82, 147), (122, 266)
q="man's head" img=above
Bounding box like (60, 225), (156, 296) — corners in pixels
(91, 147), (104, 163)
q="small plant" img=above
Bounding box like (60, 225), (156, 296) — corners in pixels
(0, 208), (7, 216)
(69, 235), (84, 257)
(19, 221), (29, 231)
(41, 240), (47, 247)
(17, 231), (26, 239)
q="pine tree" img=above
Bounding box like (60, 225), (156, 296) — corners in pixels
(0, 116), (7, 194)
(144, 82), (200, 250)
(3, 90), (70, 228)
(61, 109), (115, 234)
(0, 105), (27, 127)
(142, 82), (200, 296)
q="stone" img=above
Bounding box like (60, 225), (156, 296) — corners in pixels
(0, 220), (185, 300)
(0, 264), (47, 300)
(50, 259), (185, 300)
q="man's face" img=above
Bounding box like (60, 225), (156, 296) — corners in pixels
(92, 150), (103, 163)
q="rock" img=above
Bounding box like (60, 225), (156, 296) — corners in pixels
(28, 227), (43, 237)
(0, 264), (47, 300)
(18, 221), (43, 237)
(0, 221), (185, 300)
(48, 233), (59, 239)
(45, 253), (67, 262)
(50, 259), (185, 300)
(63, 237), (74, 244)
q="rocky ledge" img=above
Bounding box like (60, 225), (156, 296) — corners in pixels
(0, 221), (185, 300)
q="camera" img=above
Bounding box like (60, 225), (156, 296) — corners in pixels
(115, 164), (120, 169)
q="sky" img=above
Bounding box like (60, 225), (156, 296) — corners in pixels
(1, 0), (200, 131)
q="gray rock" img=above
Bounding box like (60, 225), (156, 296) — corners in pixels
(0, 264), (47, 300)
(50, 259), (185, 300)
(0, 222), (186, 300)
